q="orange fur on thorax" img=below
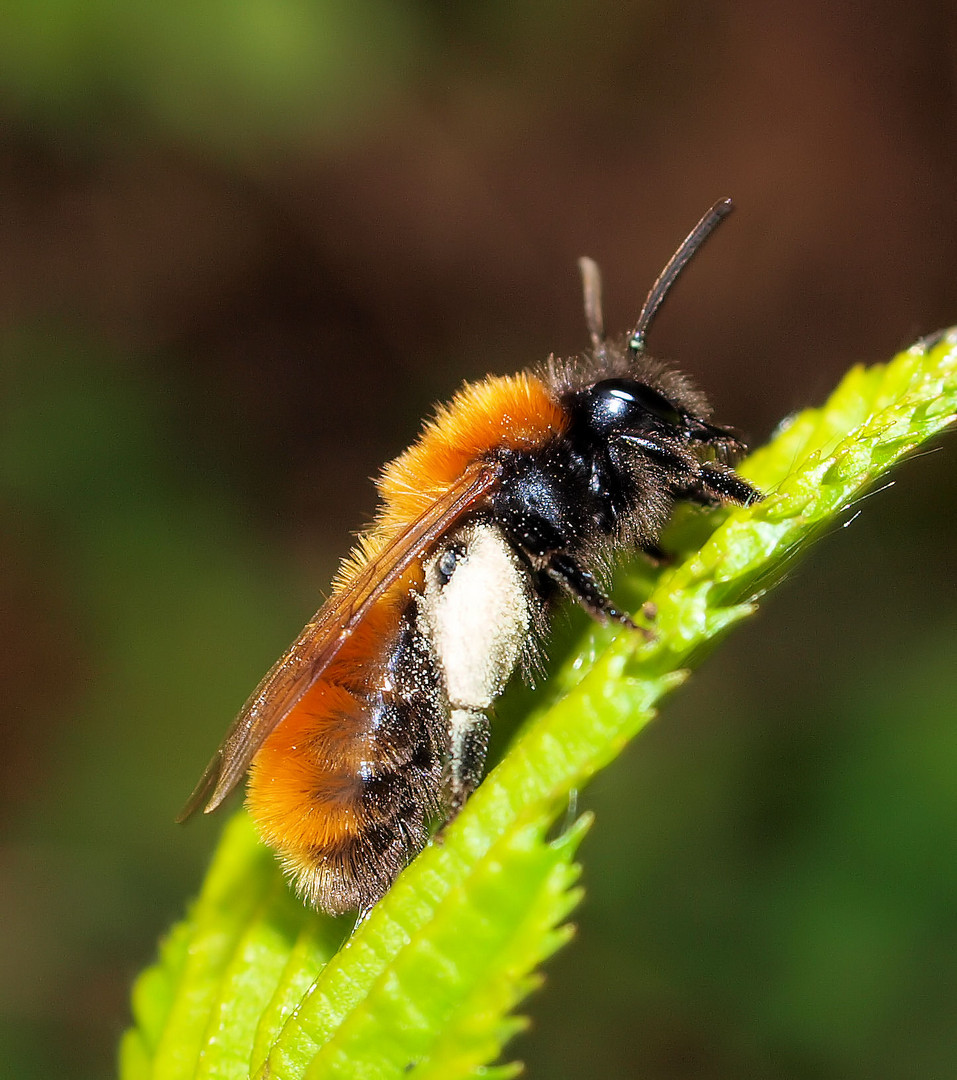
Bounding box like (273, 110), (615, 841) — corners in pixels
(335, 372), (567, 591)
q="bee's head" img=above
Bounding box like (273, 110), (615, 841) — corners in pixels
(576, 376), (746, 462)
(558, 198), (761, 509)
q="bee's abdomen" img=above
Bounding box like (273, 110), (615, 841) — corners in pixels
(246, 594), (448, 915)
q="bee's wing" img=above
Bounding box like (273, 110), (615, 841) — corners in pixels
(178, 459), (503, 821)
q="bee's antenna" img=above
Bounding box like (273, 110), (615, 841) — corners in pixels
(578, 256), (605, 350)
(628, 197), (734, 354)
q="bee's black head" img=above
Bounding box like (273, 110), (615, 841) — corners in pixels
(576, 376), (746, 457)
(552, 199), (761, 510)
(567, 370), (759, 509)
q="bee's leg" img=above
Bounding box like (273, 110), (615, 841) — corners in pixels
(545, 552), (640, 631)
(640, 542), (669, 564)
(691, 463), (762, 507)
(352, 904), (375, 930)
(446, 708), (490, 819)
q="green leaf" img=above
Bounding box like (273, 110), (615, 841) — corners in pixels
(122, 330), (957, 1079)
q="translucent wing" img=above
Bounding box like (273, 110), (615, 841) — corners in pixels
(178, 459), (503, 820)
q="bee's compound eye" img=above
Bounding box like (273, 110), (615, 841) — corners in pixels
(586, 379), (684, 432)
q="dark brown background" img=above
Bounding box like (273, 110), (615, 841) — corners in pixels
(2, 3), (957, 1077)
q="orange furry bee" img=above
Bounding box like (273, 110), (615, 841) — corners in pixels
(180, 199), (761, 916)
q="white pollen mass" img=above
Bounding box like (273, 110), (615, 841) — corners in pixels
(418, 522), (531, 714)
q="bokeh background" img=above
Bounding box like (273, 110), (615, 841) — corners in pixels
(3, 3), (957, 1078)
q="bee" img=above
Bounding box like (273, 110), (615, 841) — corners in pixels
(180, 198), (762, 916)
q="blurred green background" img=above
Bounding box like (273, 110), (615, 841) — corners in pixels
(2, 2), (957, 1077)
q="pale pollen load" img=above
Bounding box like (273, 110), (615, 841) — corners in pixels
(419, 520), (533, 809)
(180, 199), (763, 916)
